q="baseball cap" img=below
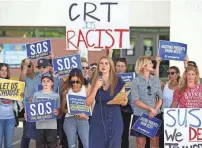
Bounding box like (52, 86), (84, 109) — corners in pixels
(36, 58), (52, 67)
(41, 73), (53, 81)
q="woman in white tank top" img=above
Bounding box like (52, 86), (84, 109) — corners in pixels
(61, 68), (90, 148)
(162, 66), (180, 111)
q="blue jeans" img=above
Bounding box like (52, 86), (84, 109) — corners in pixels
(63, 117), (89, 148)
(0, 118), (15, 148)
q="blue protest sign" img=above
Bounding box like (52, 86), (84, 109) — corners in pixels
(132, 114), (162, 139)
(1, 44), (27, 68)
(26, 39), (51, 59)
(67, 94), (92, 116)
(25, 100), (56, 122)
(52, 54), (82, 76)
(159, 40), (187, 61)
(118, 72), (135, 91)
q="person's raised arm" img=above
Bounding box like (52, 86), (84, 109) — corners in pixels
(184, 55), (189, 68)
(61, 90), (68, 113)
(107, 48), (113, 59)
(19, 58), (30, 82)
(154, 55), (162, 77)
(86, 79), (102, 106)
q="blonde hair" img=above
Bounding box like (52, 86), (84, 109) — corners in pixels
(91, 56), (118, 96)
(179, 65), (200, 93)
(20, 59), (34, 73)
(81, 57), (87, 62)
(135, 56), (151, 75)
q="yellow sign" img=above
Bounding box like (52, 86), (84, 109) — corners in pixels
(0, 78), (25, 101)
(107, 90), (131, 105)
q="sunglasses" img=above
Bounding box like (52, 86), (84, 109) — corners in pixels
(70, 80), (80, 84)
(28, 64), (32, 68)
(167, 72), (176, 75)
(147, 86), (152, 96)
(38, 66), (47, 70)
(82, 67), (89, 70)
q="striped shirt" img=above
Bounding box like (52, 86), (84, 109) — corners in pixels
(131, 74), (163, 116)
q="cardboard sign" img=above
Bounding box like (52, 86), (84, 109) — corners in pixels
(0, 79), (25, 101)
(67, 94), (92, 116)
(159, 40), (187, 61)
(66, 1), (130, 50)
(132, 114), (162, 139)
(25, 100), (56, 122)
(164, 108), (202, 147)
(26, 39), (51, 59)
(0, 44), (27, 68)
(118, 72), (135, 91)
(52, 54), (82, 76)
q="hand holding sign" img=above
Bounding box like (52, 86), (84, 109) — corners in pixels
(107, 90), (130, 105)
(25, 100), (56, 122)
(52, 54), (82, 76)
(53, 109), (59, 116)
(26, 40), (51, 60)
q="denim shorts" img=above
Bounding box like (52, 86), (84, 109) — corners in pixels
(130, 114), (163, 137)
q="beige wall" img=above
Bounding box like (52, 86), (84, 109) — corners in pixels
(170, 0), (202, 77)
(0, 0), (170, 27)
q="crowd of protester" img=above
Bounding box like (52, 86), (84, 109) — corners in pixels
(0, 48), (200, 148)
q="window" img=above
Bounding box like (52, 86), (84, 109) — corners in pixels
(0, 27), (66, 38)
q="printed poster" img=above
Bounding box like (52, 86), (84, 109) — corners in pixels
(25, 100), (56, 122)
(0, 78), (25, 101)
(159, 40), (187, 61)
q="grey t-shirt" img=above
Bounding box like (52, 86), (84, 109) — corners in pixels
(32, 91), (60, 129)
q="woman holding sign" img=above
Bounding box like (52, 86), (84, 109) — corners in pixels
(130, 56), (163, 148)
(61, 68), (90, 148)
(0, 63), (16, 148)
(87, 56), (128, 148)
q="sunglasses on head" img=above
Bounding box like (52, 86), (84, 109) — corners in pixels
(38, 66), (47, 70)
(147, 86), (152, 96)
(82, 66), (89, 70)
(71, 80), (80, 84)
(167, 72), (176, 75)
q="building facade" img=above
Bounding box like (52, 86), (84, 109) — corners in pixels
(0, 0), (201, 79)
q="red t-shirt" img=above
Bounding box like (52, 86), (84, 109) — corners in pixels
(173, 84), (202, 108)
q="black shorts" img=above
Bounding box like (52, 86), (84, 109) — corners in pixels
(36, 129), (57, 148)
(130, 113), (163, 137)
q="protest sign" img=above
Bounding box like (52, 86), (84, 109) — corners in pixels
(132, 114), (162, 139)
(52, 54), (82, 76)
(0, 44), (27, 68)
(67, 94), (92, 116)
(26, 39), (51, 59)
(25, 100), (56, 122)
(0, 79), (25, 101)
(159, 40), (187, 61)
(164, 108), (202, 148)
(118, 72), (135, 91)
(66, 1), (130, 50)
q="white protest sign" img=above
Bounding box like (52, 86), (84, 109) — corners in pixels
(66, 1), (130, 50)
(164, 108), (202, 148)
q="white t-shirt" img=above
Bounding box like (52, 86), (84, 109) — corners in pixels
(65, 85), (86, 117)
